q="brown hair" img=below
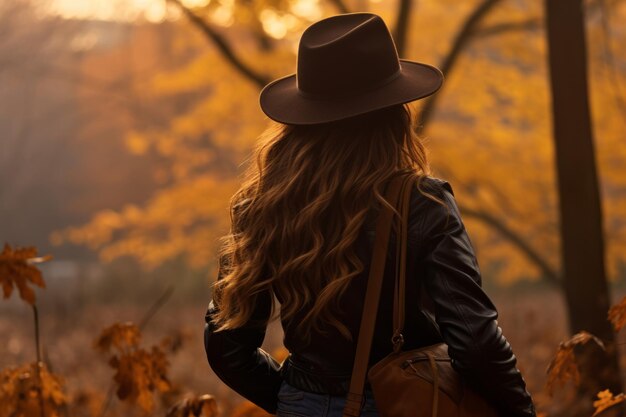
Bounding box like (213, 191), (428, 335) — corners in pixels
(210, 104), (445, 345)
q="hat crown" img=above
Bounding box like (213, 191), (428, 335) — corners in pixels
(296, 13), (401, 98)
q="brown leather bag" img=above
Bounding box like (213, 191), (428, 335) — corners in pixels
(342, 173), (499, 417)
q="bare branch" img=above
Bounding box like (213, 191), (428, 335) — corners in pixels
(459, 203), (562, 287)
(416, 0), (501, 132)
(436, 167), (562, 287)
(167, 0), (270, 88)
(475, 18), (542, 38)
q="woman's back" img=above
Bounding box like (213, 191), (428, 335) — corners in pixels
(205, 175), (536, 416)
(203, 12), (535, 417)
(279, 176), (447, 382)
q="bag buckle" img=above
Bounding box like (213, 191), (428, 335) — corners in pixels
(391, 333), (404, 352)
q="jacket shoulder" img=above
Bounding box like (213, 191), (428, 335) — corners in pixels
(407, 176), (459, 248)
(415, 175), (454, 198)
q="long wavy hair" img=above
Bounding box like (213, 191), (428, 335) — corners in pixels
(210, 103), (446, 345)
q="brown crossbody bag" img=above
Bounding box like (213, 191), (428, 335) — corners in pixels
(342, 173), (499, 417)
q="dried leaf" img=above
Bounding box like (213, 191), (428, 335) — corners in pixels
(0, 243), (51, 305)
(94, 321), (141, 353)
(545, 330), (605, 396)
(166, 394), (218, 417)
(110, 347), (172, 412)
(608, 296), (626, 332)
(72, 387), (105, 417)
(592, 389), (626, 416)
(0, 361), (67, 417)
(96, 322), (172, 413)
(160, 328), (193, 354)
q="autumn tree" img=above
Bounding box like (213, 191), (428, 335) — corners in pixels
(49, 2), (626, 412)
(545, 0), (622, 413)
(52, 2), (626, 278)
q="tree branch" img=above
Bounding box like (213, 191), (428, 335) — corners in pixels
(393, 0), (414, 56)
(475, 18), (543, 38)
(436, 166), (562, 287)
(167, 0), (270, 88)
(328, 0), (350, 14)
(416, 0), (502, 132)
(459, 203), (562, 287)
(167, 0), (563, 289)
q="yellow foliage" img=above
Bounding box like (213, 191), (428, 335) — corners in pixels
(50, 0), (626, 288)
(52, 175), (240, 271)
(0, 361), (67, 417)
(125, 131), (151, 155)
(0, 243), (51, 305)
(592, 389), (626, 417)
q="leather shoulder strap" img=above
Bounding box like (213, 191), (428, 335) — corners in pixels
(343, 173), (412, 417)
(392, 173), (413, 351)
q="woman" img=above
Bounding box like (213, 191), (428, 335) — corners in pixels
(204, 12), (537, 417)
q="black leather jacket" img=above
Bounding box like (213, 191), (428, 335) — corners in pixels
(204, 177), (537, 417)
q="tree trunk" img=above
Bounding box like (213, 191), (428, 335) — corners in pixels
(544, 0), (623, 415)
(393, 0), (413, 56)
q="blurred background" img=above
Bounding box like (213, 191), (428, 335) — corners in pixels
(1, 0), (626, 416)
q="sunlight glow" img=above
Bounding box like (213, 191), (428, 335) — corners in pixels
(211, 5), (234, 27)
(260, 8), (299, 39)
(42, 0), (210, 22)
(290, 0), (322, 20)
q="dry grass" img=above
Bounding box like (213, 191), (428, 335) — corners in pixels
(1, 284), (625, 416)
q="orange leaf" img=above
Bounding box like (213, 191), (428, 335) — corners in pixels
(608, 296), (626, 332)
(0, 243), (51, 305)
(592, 389), (626, 416)
(96, 322), (172, 414)
(94, 322), (142, 354)
(545, 330), (605, 396)
(0, 361), (67, 417)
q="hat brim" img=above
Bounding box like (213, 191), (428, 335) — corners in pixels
(259, 60), (444, 125)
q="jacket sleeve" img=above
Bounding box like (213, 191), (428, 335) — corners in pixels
(418, 179), (537, 417)
(204, 262), (283, 414)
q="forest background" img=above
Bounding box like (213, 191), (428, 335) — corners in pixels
(2, 0), (626, 416)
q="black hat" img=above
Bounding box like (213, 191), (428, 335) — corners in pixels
(259, 13), (444, 125)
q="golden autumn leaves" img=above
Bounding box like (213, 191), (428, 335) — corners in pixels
(3, 242), (626, 416)
(0, 244), (68, 417)
(0, 243), (220, 417)
(0, 362), (67, 417)
(0, 243), (51, 305)
(542, 296), (626, 415)
(545, 331), (606, 397)
(94, 322), (172, 414)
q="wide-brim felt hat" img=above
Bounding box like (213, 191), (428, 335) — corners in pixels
(259, 13), (444, 125)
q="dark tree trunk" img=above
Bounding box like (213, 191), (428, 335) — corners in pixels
(544, 0), (623, 415)
(393, 0), (413, 56)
